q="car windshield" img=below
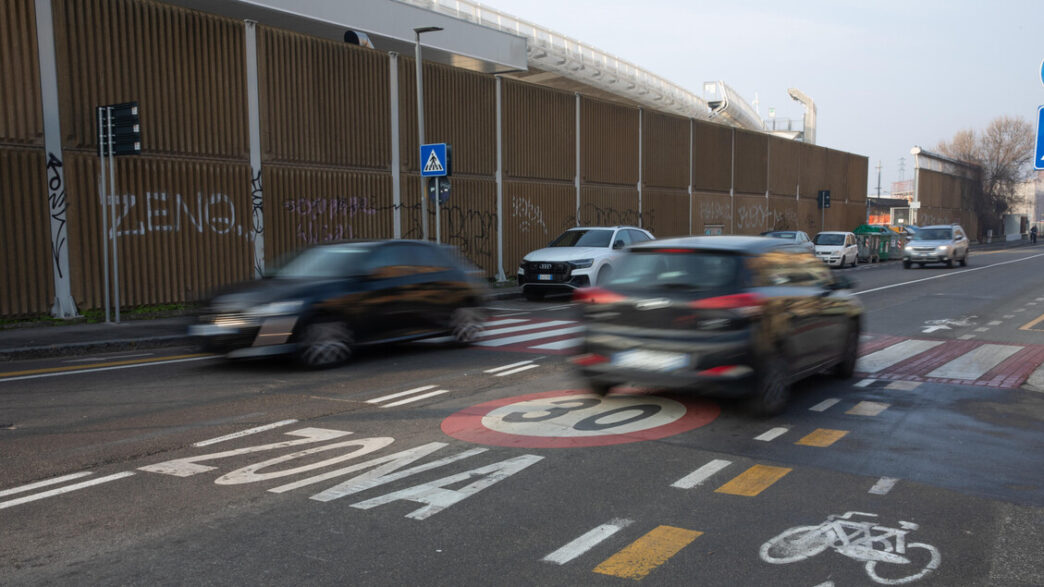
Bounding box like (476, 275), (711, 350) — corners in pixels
(549, 229), (614, 248)
(604, 250), (739, 291)
(814, 234), (845, 246)
(272, 245), (370, 278)
(763, 232), (797, 239)
(914, 228), (952, 240)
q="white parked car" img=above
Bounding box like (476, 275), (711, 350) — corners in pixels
(761, 230), (814, 254)
(517, 226), (654, 300)
(813, 231), (859, 268)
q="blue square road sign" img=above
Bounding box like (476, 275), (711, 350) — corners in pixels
(420, 143), (449, 177)
(1036, 106), (1044, 171)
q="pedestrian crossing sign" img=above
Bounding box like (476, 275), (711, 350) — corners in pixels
(420, 143), (450, 177)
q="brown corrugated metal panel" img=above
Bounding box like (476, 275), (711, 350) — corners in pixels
(259, 26), (389, 169)
(692, 121), (732, 193)
(798, 198), (820, 235)
(825, 148), (847, 202)
(694, 192), (732, 234)
(734, 195), (777, 234)
(768, 136), (800, 196)
(1, 0), (43, 145)
(581, 97), (638, 185)
(504, 181), (576, 272)
(53, 0), (247, 158)
(800, 144), (828, 194)
(0, 147), (52, 315)
(398, 58), (495, 176)
(733, 129), (767, 195)
(847, 154), (868, 204)
(64, 152), (253, 309)
(433, 177), (497, 276)
(642, 111), (689, 189)
(503, 80), (575, 182)
(579, 185), (640, 227)
(766, 195), (800, 231)
(642, 188), (689, 238)
(265, 165), (393, 263)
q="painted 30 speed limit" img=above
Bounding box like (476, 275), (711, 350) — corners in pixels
(442, 390), (720, 448)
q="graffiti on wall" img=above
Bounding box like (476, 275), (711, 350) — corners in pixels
(574, 203), (649, 229)
(46, 153), (69, 278)
(736, 202), (797, 232)
(282, 196), (377, 244)
(251, 170), (264, 236)
(101, 191), (253, 240)
(699, 200), (731, 225)
(511, 195), (548, 235)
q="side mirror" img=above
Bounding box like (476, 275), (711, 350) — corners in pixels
(613, 240), (625, 250)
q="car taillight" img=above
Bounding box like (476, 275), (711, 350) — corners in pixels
(573, 287), (626, 304)
(688, 293), (764, 316)
(570, 353), (609, 366)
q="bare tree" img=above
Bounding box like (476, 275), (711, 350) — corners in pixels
(937, 116), (1034, 235)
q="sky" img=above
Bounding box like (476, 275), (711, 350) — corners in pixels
(483, 0), (1041, 194)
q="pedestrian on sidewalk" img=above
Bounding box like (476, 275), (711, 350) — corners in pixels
(1032, 225), (1038, 244)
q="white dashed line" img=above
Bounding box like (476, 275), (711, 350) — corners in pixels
(495, 364), (541, 377)
(543, 519), (634, 565)
(367, 385), (436, 404)
(846, 401), (890, 416)
(484, 361), (533, 374)
(974, 327), (990, 332)
(755, 427), (789, 442)
(988, 321), (1002, 326)
(0, 472), (93, 498)
(855, 379), (877, 388)
(869, 477), (899, 495)
(671, 459), (732, 489)
(379, 389), (450, 408)
(810, 398), (841, 412)
(0, 472), (135, 510)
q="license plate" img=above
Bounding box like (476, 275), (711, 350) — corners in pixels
(189, 324), (235, 336)
(537, 274), (553, 281)
(612, 349), (690, 371)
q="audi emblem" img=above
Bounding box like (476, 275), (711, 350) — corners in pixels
(539, 263), (552, 270)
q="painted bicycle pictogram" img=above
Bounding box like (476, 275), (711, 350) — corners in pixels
(760, 511), (941, 585)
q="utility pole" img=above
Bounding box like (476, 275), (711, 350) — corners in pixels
(870, 160), (882, 223)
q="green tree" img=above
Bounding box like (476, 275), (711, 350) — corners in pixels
(937, 115), (1034, 235)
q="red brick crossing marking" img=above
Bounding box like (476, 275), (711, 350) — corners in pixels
(857, 336), (1044, 389)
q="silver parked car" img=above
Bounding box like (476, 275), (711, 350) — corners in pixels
(902, 224), (969, 268)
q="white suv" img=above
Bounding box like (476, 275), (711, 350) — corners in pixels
(517, 226), (654, 300)
(813, 231), (859, 268)
(903, 224), (969, 268)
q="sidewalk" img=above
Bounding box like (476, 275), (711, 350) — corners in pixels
(0, 237), (1033, 362)
(0, 287), (523, 362)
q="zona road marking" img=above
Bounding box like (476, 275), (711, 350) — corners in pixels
(543, 519), (634, 565)
(715, 465), (791, 496)
(193, 419), (299, 447)
(593, 526), (702, 580)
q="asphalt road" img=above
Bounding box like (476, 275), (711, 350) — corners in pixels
(2, 247), (1043, 586)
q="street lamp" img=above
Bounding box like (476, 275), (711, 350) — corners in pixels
(414, 26), (442, 241)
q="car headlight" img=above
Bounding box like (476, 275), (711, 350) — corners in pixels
(569, 258), (594, 269)
(247, 300), (304, 317)
(936, 246), (950, 254)
(905, 246), (914, 253)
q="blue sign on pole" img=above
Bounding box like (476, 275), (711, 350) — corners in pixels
(1036, 106), (1044, 170)
(420, 143), (449, 177)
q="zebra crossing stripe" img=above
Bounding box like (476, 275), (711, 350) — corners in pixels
(475, 326), (584, 347)
(926, 344), (1021, 380)
(478, 320), (573, 338)
(857, 340), (944, 373)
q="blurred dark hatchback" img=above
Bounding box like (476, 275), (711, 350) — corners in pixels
(189, 240), (489, 368)
(571, 236), (862, 415)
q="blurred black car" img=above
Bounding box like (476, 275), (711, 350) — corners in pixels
(189, 240), (489, 368)
(571, 236), (862, 415)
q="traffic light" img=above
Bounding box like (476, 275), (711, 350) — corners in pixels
(98, 102), (142, 156)
(818, 190), (831, 209)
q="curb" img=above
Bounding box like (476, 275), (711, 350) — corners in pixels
(0, 335), (196, 362)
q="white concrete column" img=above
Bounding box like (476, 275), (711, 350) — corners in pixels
(34, 0), (77, 317)
(389, 52), (402, 238)
(244, 20), (265, 277)
(495, 76), (506, 281)
(637, 108), (643, 228)
(575, 93), (581, 225)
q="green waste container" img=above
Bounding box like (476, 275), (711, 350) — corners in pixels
(853, 224), (901, 261)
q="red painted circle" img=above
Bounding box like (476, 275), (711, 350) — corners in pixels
(441, 389), (720, 448)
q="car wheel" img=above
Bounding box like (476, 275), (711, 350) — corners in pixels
(917, 263), (924, 268)
(959, 251), (968, 267)
(946, 258), (954, 268)
(450, 305), (486, 345)
(596, 265), (612, 286)
(749, 353), (791, 417)
(903, 260), (911, 269)
(523, 289), (545, 301)
(834, 319), (861, 379)
(295, 318), (353, 368)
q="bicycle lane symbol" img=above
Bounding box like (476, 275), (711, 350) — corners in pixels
(759, 511), (941, 585)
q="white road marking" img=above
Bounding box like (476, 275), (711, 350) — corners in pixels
(484, 360), (533, 374)
(475, 326), (585, 347)
(854, 379), (876, 388)
(367, 385), (436, 404)
(1015, 308), (1027, 313)
(854, 253), (1044, 295)
(0, 472), (93, 498)
(483, 318), (529, 327)
(380, 389), (450, 408)
(530, 338), (583, 350)
(542, 519), (634, 564)
(478, 320), (574, 338)
(1026, 364), (1044, 391)
(885, 380), (921, 391)
(0, 472), (135, 510)
(495, 364), (541, 377)
(1003, 315), (1016, 319)
(1029, 302), (1039, 306)
(958, 334), (976, 340)
(809, 398), (841, 412)
(1037, 298), (1044, 302)
(856, 340), (943, 373)
(755, 427), (789, 442)
(846, 401), (890, 416)
(65, 353), (152, 363)
(0, 356), (216, 383)
(926, 344), (1021, 380)
(671, 459), (732, 489)
(974, 327), (990, 332)
(988, 321), (1002, 326)
(869, 477), (899, 495)
(193, 419), (299, 447)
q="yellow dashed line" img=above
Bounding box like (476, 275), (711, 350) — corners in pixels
(714, 464), (791, 496)
(1019, 313), (1044, 332)
(796, 428), (849, 447)
(593, 525), (701, 580)
(0, 353), (211, 378)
